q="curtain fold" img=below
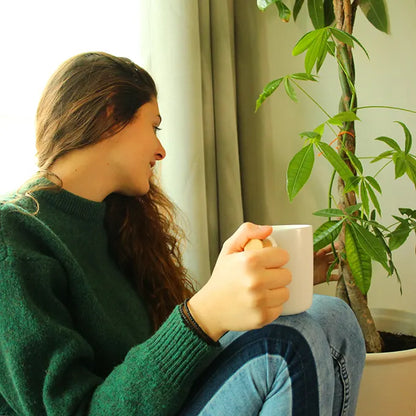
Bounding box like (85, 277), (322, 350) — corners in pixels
(199, 0), (244, 269)
(138, 0), (243, 287)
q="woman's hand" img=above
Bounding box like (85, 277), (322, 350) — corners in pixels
(313, 244), (339, 285)
(188, 223), (292, 342)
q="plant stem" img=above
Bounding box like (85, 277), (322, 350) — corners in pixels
(355, 105), (416, 114)
(333, 0), (383, 353)
(292, 80), (332, 119)
(328, 170), (337, 209)
(374, 160), (392, 178)
(292, 80), (339, 136)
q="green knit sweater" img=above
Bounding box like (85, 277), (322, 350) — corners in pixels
(0, 187), (219, 415)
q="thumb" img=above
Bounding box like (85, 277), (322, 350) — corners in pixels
(222, 222), (273, 255)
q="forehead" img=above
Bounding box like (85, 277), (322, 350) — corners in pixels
(136, 98), (160, 119)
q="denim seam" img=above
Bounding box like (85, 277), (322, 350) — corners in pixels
(330, 346), (350, 415)
(179, 325), (320, 415)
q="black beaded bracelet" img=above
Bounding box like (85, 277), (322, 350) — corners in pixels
(179, 298), (219, 346)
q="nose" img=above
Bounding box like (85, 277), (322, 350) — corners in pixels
(155, 139), (166, 160)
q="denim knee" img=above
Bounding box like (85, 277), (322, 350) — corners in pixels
(307, 295), (366, 415)
(308, 295), (366, 361)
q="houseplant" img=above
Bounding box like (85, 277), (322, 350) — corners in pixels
(254, 0), (416, 354)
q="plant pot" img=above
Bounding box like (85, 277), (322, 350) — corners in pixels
(355, 308), (416, 416)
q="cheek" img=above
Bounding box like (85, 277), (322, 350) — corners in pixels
(128, 151), (149, 176)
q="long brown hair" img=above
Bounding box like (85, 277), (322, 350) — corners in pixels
(34, 52), (195, 330)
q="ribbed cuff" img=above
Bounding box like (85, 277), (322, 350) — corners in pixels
(143, 306), (220, 386)
(179, 298), (219, 346)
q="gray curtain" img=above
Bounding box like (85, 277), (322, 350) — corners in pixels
(199, 0), (244, 270)
(138, 0), (244, 286)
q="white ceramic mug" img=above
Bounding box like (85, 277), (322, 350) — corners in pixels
(270, 224), (313, 315)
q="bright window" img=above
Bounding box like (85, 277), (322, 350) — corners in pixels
(0, 0), (144, 194)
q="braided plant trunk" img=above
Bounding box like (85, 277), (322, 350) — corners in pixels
(333, 0), (382, 353)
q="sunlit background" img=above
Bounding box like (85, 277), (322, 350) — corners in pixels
(0, 0), (143, 194)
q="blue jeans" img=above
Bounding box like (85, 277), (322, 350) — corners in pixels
(178, 295), (366, 416)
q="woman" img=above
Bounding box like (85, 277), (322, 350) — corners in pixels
(0, 52), (365, 415)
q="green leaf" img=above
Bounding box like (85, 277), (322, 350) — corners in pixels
(350, 222), (389, 271)
(275, 1), (291, 22)
(328, 27), (354, 46)
(392, 215), (408, 223)
(290, 72), (317, 81)
(345, 223), (372, 294)
(405, 156), (416, 187)
(286, 144), (315, 201)
(328, 28), (370, 59)
(345, 203), (363, 215)
(305, 29), (329, 73)
(313, 220), (343, 251)
(358, 0), (389, 34)
(300, 131), (321, 139)
(307, 0), (325, 28)
(405, 157), (416, 186)
(372, 225), (391, 253)
(399, 208), (416, 219)
(370, 150), (394, 163)
(367, 219), (389, 233)
(365, 176), (381, 193)
(314, 123), (325, 136)
(393, 153), (406, 179)
(257, 0), (279, 11)
(389, 221), (411, 251)
(284, 77), (297, 101)
(316, 142), (354, 182)
(395, 121), (412, 155)
(323, 0), (334, 25)
(293, 0), (305, 20)
(328, 111), (360, 125)
(346, 150), (363, 174)
(255, 78), (284, 111)
(344, 176), (361, 193)
(315, 37), (328, 72)
(327, 40), (336, 56)
(313, 208), (344, 218)
(367, 185), (381, 215)
(360, 181), (370, 215)
(372, 226), (398, 281)
(326, 258), (339, 282)
(375, 136), (401, 151)
(293, 30), (320, 56)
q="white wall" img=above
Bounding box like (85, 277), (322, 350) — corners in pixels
(235, 0), (416, 313)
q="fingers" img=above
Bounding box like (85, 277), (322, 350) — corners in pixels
(238, 287), (289, 328)
(315, 242), (339, 257)
(221, 222), (273, 255)
(199, 222), (293, 334)
(248, 285), (291, 309)
(264, 287), (290, 308)
(244, 267), (292, 291)
(242, 246), (290, 270)
(317, 250), (336, 263)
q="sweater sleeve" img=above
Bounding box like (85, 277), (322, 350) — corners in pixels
(0, 252), (220, 416)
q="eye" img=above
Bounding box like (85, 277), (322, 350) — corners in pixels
(154, 126), (161, 134)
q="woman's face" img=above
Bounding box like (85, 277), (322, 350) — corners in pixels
(109, 98), (165, 196)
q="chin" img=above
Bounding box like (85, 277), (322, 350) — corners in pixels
(115, 178), (151, 197)
(125, 184), (151, 197)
